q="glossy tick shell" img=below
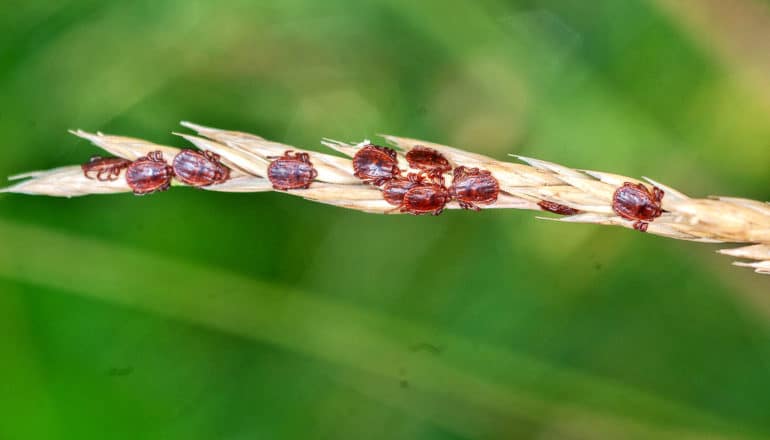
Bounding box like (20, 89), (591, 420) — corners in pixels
(172, 149), (230, 187)
(352, 145), (401, 186)
(448, 166), (499, 211)
(405, 146), (451, 182)
(382, 173), (424, 206)
(267, 151), (318, 190)
(538, 200), (580, 216)
(81, 156), (131, 181)
(401, 183), (450, 216)
(612, 182), (664, 232)
(125, 151), (174, 196)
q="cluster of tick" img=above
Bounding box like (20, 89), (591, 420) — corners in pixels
(81, 149), (230, 194)
(83, 144), (664, 229)
(353, 145), (501, 215)
(264, 145), (500, 215)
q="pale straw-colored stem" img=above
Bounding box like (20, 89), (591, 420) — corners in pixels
(3, 122), (769, 274)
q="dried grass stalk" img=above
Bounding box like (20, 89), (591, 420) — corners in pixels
(3, 122), (769, 275)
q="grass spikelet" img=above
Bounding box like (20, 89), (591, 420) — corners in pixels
(4, 122), (770, 275)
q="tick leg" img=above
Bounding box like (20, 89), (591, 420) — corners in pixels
(204, 150), (220, 162)
(104, 168), (118, 181)
(653, 186), (665, 203)
(633, 221), (649, 232)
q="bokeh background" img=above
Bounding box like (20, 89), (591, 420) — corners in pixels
(2, 0), (770, 439)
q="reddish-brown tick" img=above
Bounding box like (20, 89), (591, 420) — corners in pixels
(400, 183), (451, 216)
(352, 145), (401, 186)
(538, 200), (580, 216)
(405, 146), (451, 183)
(612, 182), (664, 232)
(267, 150), (318, 190)
(125, 151), (174, 195)
(382, 173), (425, 206)
(172, 149), (230, 187)
(448, 166), (499, 211)
(81, 156), (131, 181)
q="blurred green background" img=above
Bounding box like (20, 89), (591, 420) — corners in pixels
(1, 0), (770, 439)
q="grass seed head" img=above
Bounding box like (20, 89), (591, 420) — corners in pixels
(3, 122), (769, 274)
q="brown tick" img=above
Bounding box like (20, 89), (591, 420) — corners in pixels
(405, 146), (451, 184)
(448, 166), (499, 211)
(382, 173), (425, 206)
(267, 150), (318, 190)
(81, 156), (131, 181)
(352, 145), (401, 186)
(538, 200), (580, 216)
(400, 182), (451, 216)
(172, 149), (230, 187)
(125, 151), (174, 195)
(612, 182), (664, 232)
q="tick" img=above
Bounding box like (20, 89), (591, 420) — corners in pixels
(81, 156), (131, 181)
(352, 145), (401, 186)
(125, 151), (174, 195)
(538, 200), (580, 216)
(267, 150), (318, 190)
(448, 166), (499, 211)
(172, 149), (230, 187)
(612, 182), (664, 232)
(382, 173), (425, 206)
(405, 146), (451, 183)
(400, 183), (450, 216)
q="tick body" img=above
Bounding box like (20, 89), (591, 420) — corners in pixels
(382, 173), (424, 206)
(538, 200), (580, 216)
(448, 166), (499, 211)
(405, 146), (451, 183)
(400, 183), (450, 216)
(267, 151), (318, 190)
(81, 156), (131, 181)
(125, 151), (174, 195)
(352, 145), (401, 186)
(612, 182), (664, 232)
(172, 149), (230, 187)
